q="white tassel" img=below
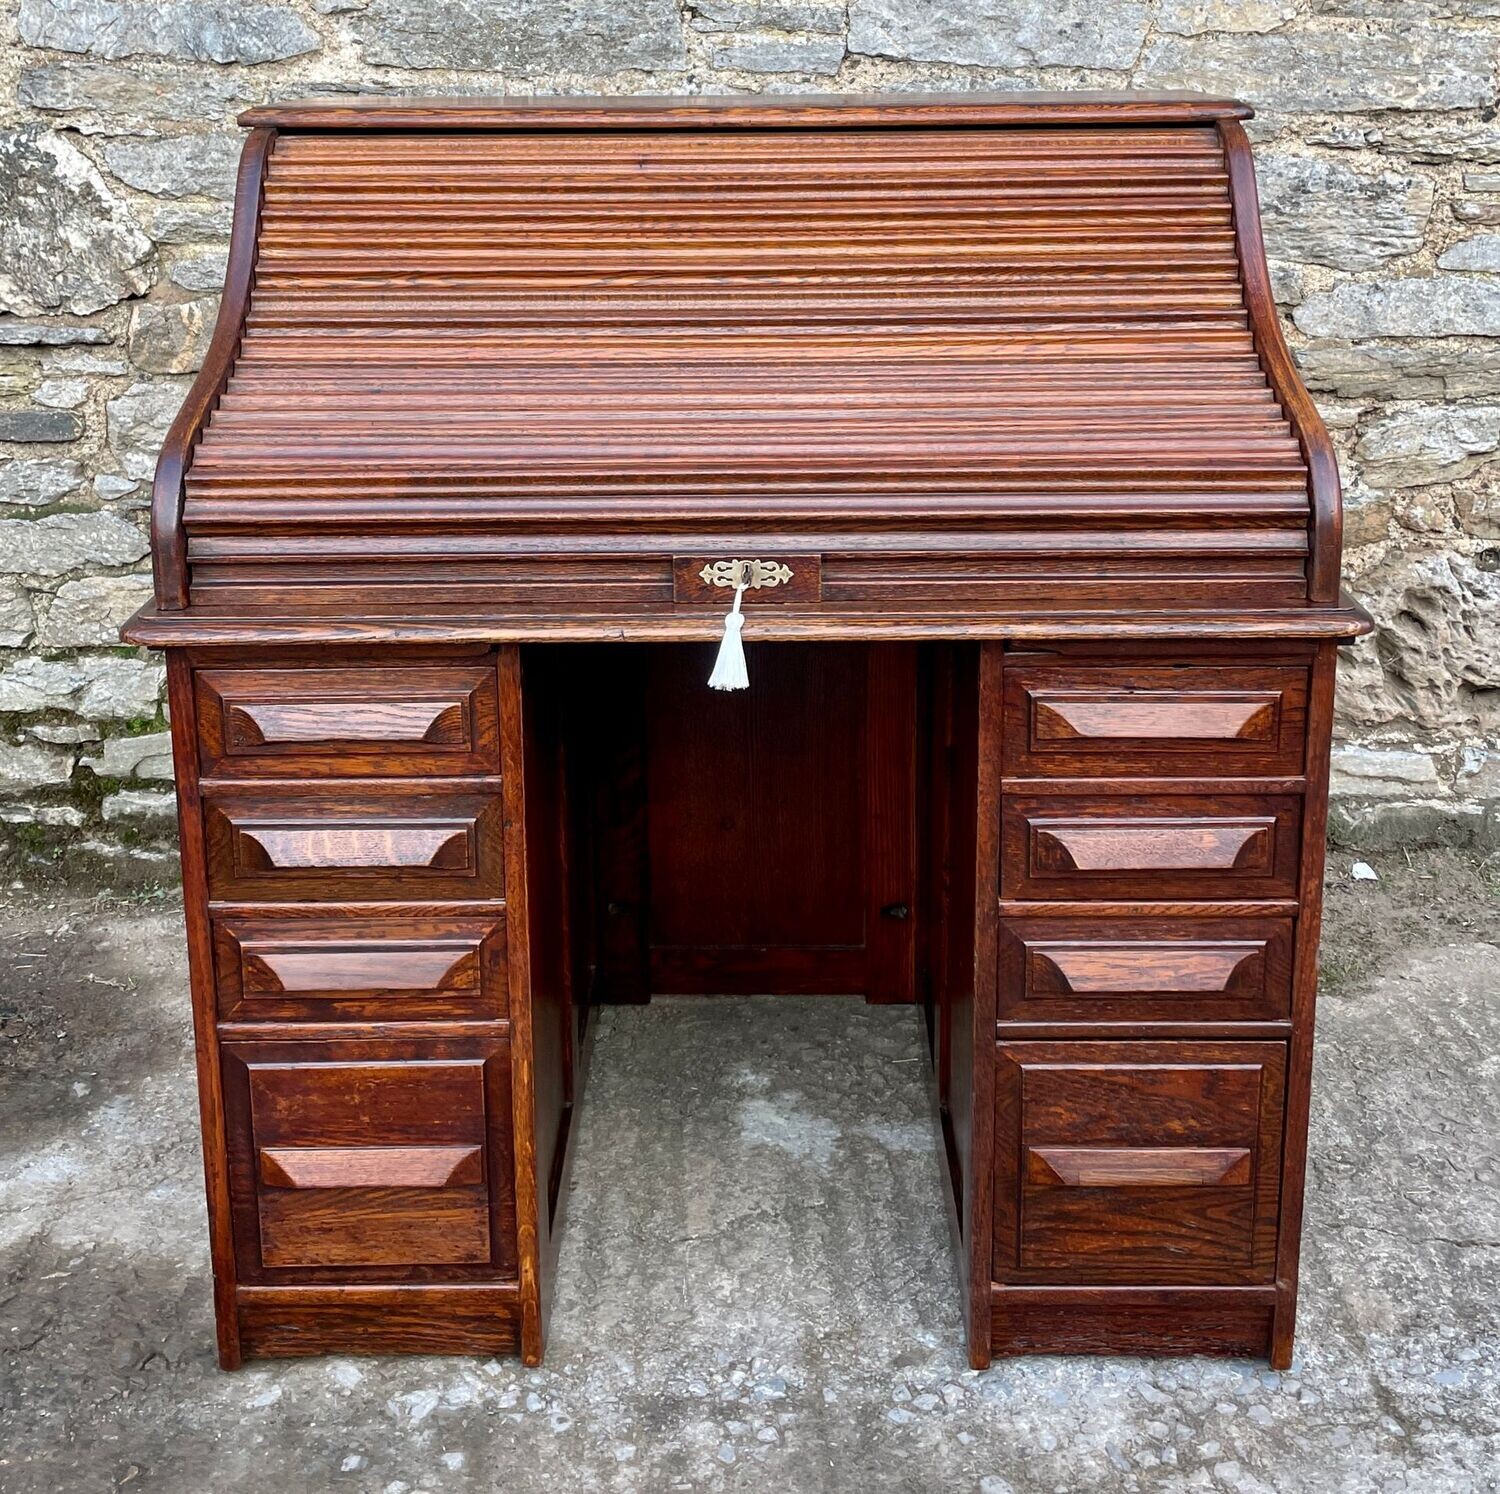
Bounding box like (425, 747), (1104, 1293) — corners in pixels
(708, 581), (750, 691)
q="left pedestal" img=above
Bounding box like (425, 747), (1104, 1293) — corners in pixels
(164, 643), (573, 1366)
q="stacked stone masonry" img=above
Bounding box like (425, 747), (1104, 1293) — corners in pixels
(1, 0), (1498, 880)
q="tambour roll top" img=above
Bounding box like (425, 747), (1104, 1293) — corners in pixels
(134, 93), (1355, 640)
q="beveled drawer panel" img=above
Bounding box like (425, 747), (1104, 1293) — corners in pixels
(204, 785), (504, 903)
(993, 1040), (1286, 1284)
(196, 660), (499, 778)
(222, 1037), (516, 1281)
(214, 913), (507, 1023)
(1004, 661), (1308, 779)
(998, 916), (1293, 1024)
(1002, 794), (1302, 901)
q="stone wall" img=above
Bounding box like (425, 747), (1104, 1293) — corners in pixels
(1, 0), (1498, 882)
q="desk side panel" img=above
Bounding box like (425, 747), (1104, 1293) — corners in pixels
(166, 650), (243, 1367)
(151, 129), (273, 611)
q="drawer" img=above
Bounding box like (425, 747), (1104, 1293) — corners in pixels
(993, 1041), (1285, 1284)
(214, 913), (507, 1023)
(196, 660), (499, 779)
(222, 1037), (516, 1280)
(998, 916), (1293, 1024)
(1002, 793), (1302, 901)
(1003, 661), (1308, 779)
(204, 785), (505, 903)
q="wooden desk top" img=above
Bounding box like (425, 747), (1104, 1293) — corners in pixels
(239, 91), (1254, 131)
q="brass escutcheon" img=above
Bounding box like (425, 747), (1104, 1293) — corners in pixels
(698, 559), (794, 590)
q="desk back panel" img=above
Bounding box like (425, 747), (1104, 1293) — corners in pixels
(641, 643), (917, 1001)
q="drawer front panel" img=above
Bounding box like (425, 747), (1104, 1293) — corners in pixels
(994, 1041), (1286, 1284)
(1004, 662), (1308, 778)
(999, 916), (1293, 1024)
(196, 660), (500, 778)
(223, 1039), (516, 1281)
(1002, 794), (1302, 901)
(214, 913), (507, 1023)
(204, 787), (504, 903)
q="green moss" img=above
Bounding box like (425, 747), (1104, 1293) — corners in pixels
(1317, 948), (1360, 997)
(0, 708), (90, 732)
(70, 770), (123, 817)
(115, 713), (167, 737)
(9, 823), (52, 855)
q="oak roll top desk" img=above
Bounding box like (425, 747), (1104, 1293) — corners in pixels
(122, 92), (1371, 1371)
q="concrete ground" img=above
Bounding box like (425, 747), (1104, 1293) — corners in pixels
(0, 851), (1496, 1494)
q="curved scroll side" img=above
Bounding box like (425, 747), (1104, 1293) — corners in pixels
(149, 126), (276, 611)
(1219, 118), (1342, 605)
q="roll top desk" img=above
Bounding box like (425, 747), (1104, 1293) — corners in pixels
(123, 92), (1370, 1370)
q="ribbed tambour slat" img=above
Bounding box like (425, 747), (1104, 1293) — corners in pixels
(182, 125), (1313, 613)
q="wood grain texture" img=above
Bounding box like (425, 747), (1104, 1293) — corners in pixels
(126, 90), (1357, 1373)
(1033, 817), (1273, 874)
(1003, 793), (1301, 901)
(1220, 119), (1343, 605)
(213, 912), (506, 1023)
(640, 643), (917, 1001)
(258, 1144), (485, 1189)
(239, 822), (472, 871)
(245, 1054), (487, 1146)
(517, 646), (581, 1337)
(255, 1187), (491, 1269)
(221, 1035), (517, 1284)
(165, 651), (243, 1368)
(122, 606), (1372, 648)
(993, 1040), (1286, 1284)
(241, 92), (1255, 130)
(991, 1287), (1274, 1359)
(1033, 694), (1278, 742)
(671, 554), (823, 606)
(998, 915), (1294, 1024)
(1033, 942), (1262, 995)
(196, 660), (500, 778)
(1026, 1145), (1253, 1187)
(964, 643), (1005, 1366)
(203, 784), (505, 902)
(243, 944), (476, 993)
(152, 127), (273, 610)
(1003, 660), (1308, 778)
(163, 633), (1335, 1367)
(139, 100), (1353, 629)
(237, 1283), (521, 1358)
(496, 646), (545, 1365)
(997, 898), (1298, 918)
(1271, 640), (1339, 1368)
